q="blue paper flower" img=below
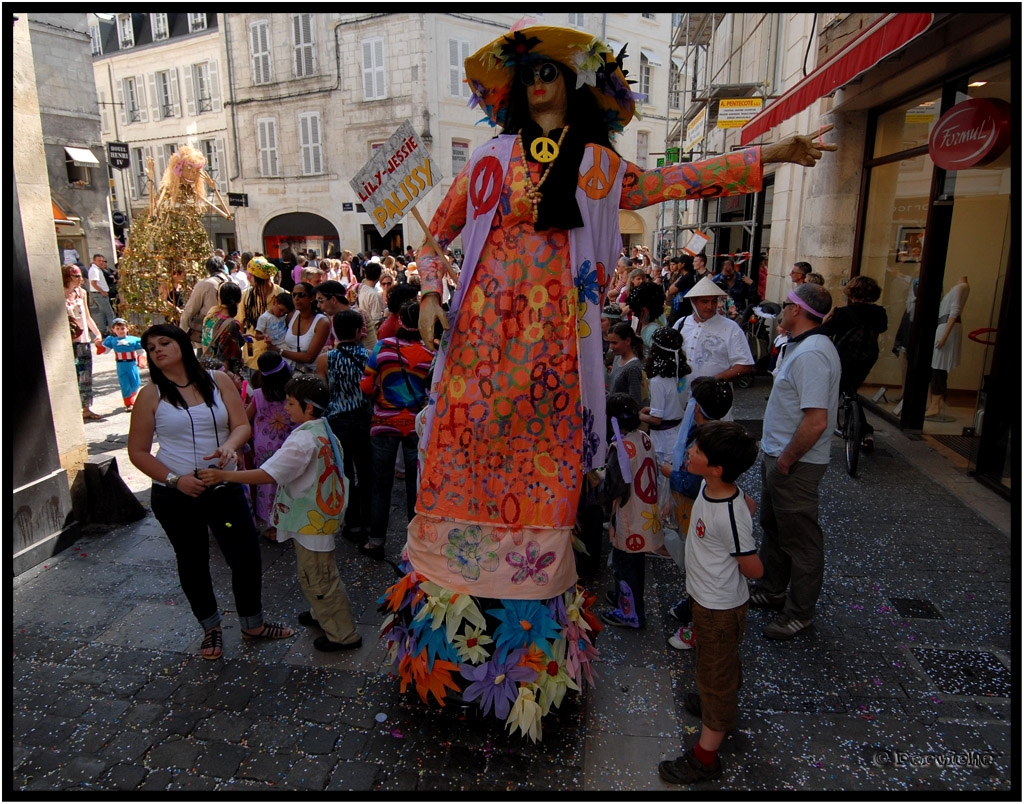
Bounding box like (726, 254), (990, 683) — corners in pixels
(582, 407), (601, 469)
(409, 616), (460, 671)
(486, 599), (562, 662)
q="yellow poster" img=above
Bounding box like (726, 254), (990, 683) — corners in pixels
(717, 98), (763, 129)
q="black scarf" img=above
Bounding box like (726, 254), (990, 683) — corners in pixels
(518, 122), (585, 232)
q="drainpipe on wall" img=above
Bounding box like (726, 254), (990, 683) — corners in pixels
(223, 14), (241, 182)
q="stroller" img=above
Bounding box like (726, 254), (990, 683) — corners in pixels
(736, 302), (781, 389)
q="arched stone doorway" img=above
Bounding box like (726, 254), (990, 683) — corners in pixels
(619, 210), (645, 251)
(262, 212), (340, 261)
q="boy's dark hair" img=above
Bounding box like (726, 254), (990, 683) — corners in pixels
(397, 299), (421, 336)
(332, 309), (364, 341)
(690, 376), (733, 421)
(693, 421), (759, 483)
(386, 281), (419, 314)
(273, 290), (295, 312)
(285, 375), (329, 418)
(315, 280), (347, 301)
(256, 350), (291, 402)
(606, 392), (640, 435)
(363, 261), (382, 282)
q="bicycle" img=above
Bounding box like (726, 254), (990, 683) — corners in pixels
(837, 390), (862, 477)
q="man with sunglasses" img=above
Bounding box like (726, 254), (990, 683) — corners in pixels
(751, 283), (839, 642)
(315, 280), (364, 351)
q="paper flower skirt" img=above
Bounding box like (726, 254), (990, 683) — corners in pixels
(378, 562), (603, 741)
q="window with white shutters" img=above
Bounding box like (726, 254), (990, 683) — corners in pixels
(123, 76), (145, 123)
(157, 71), (176, 118)
(90, 25), (102, 55)
(193, 62), (213, 114)
(669, 62), (682, 110)
(200, 138), (225, 192)
(640, 55), (651, 100)
(448, 38), (471, 98)
(298, 112), (323, 175)
(151, 13), (168, 41)
(131, 147), (149, 198)
(98, 89), (109, 133)
(292, 14), (316, 78)
(117, 14), (134, 49)
(189, 14), (207, 33)
(250, 20), (272, 85)
(159, 142), (177, 179)
(636, 131), (649, 170)
(567, 13), (585, 27)
(257, 118), (279, 177)
(361, 37), (386, 100)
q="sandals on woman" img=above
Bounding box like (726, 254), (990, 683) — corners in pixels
(82, 410), (105, 421)
(242, 621), (295, 640)
(200, 628), (223, 661)
(262, 527), (279, 543)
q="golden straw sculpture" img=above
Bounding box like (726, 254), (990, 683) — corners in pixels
(117, 145), (233, 328)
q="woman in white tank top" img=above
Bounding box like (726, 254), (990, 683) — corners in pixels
(272, 282), (330, 373)
(128, 324), (295, 661)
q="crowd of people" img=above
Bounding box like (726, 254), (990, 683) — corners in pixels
(64, 231), (887, 772)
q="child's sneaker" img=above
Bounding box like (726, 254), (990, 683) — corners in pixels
(668, 598), (692, 623)
(668, 626), (695, 650)
(600, 609), (643, 629)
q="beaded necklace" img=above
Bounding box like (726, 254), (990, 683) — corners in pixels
(516, 125), (570, 224)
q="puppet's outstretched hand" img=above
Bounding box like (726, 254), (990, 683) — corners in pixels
(761, 124), (837, 167)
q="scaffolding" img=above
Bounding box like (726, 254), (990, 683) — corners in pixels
(659, 13), (776, 264)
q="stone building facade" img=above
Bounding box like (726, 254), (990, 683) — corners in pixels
(90, 12), (236, 250)
(222, 11), (675, 257)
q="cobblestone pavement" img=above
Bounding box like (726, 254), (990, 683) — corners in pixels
(11, 353), (1013, 792)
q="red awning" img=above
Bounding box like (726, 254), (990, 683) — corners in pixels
(740, 13), (934, 145)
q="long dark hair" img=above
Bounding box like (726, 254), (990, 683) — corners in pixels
(256, 350), (291, 403)
(242, 277), (275, 330)
(501, 61), (618, 231)
(141, 324), (216, 409)
(216, 281), (241, 318)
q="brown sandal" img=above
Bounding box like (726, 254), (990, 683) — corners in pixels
(242, 621), (295, 640)
(262, 527), (278, 543)
(200, 628), (223, 660)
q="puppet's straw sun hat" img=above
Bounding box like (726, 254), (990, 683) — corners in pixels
(464, 25), (642, 133)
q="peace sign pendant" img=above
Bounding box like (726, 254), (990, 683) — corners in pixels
(530, 136), (559, 163)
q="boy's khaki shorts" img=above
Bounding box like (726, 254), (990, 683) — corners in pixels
(692, 600), (748, 732)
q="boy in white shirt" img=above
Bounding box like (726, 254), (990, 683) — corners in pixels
(658, 420), (761, 785)
(200, 375), (360, 652)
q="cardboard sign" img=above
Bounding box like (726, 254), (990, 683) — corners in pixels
(684, 107), (706, 153)
(681, 230), (710, 257)
(350, 120), (442, 236)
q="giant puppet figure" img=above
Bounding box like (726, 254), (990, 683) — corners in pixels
(379, 24), (835, 740)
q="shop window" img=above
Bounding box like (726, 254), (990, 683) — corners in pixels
(872, 90), (941, 159)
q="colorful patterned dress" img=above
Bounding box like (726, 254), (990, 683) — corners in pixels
(251, 388), (297, 527)
(380, 138), (763, 739)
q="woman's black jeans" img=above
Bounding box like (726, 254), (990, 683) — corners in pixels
(151, 482), (264, 632)
(327, 409), (373, 536)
